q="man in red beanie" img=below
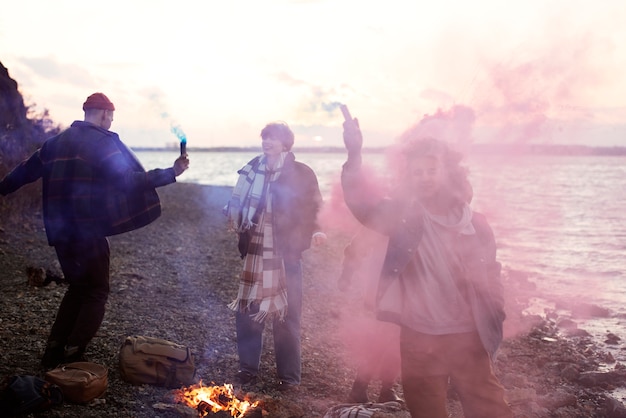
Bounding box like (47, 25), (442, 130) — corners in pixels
(0, 92), (190, 368)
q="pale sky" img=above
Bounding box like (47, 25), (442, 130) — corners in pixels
(2, 0), (625, 149)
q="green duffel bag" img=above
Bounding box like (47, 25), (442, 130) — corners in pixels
(119, 336), (195, 388)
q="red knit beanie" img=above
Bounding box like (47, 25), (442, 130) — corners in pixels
(82, 93), (115, 111)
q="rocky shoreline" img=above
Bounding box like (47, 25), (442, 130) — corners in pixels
(0, 181), (625, 417)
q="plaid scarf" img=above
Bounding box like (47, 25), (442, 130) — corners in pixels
(227, 153), (289, 322)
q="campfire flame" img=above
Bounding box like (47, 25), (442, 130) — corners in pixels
(176, 381), (259, 417)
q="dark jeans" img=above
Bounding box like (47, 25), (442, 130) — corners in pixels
(49, 238), (110, 350)
(236, 260), (303, 385)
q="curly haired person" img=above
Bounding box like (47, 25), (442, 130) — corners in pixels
(340, 116), (513, 418)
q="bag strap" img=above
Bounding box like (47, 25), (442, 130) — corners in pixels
(58, 362), (107, 378)
(164, 363), (178, 388)
(131, 336), (190, 362)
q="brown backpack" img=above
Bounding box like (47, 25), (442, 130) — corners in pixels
(44, 362), (107, 404)
(118, 336), (195, 388)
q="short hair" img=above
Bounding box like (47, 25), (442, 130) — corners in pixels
(260, 122), (294, 151)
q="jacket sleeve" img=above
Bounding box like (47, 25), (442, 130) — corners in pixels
(472, 213), (505, 309)
(341, 154), (398, 236)
(465, 213), (506, 357)
(97, 135), (176, 192)
(306, 168), (323, 233)
(272, 161), (323, 258)
(0, 150), (44, 196)
(292, 164), (322, 249)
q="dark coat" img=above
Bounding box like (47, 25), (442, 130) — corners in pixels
(236, 153), (322, 261)
(0, 121), (176, 245)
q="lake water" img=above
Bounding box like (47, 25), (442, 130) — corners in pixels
(136, 149), (626, 361)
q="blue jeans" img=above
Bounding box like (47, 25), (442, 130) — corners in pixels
(236, 259), (303, 385)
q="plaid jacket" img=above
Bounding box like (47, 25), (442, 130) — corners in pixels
(0, 121), (176, 245)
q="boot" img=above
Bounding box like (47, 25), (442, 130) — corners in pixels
(378, 381), (402, 403)
(40, 341), (64, 370)
(63, 345), (87, 363)
(347, 379), (369, 403)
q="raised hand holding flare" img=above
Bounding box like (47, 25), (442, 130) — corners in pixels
(340, 105), (362, 156)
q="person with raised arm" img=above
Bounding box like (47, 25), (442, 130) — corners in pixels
(340, 115), (512, 418)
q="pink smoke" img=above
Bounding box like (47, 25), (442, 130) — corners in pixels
(317, 162), (389, 235)
(322, 35), (617, 382)
(468, 33), (612, 145)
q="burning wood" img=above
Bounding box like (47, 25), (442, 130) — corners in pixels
(174, 381), (260, 418)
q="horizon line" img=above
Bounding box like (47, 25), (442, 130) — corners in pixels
(130, 143), (626, 156)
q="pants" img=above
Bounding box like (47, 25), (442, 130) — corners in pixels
(236, 259), (303, 384)
(355, 320), (401, 384)
(400, 328), (513, 418)
(49, 238), (110, 350)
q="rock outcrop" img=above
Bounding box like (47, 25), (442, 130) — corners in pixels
(0, 61), (28, 132)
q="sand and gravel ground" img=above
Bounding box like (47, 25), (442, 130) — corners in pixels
(0, 182), (623, 417)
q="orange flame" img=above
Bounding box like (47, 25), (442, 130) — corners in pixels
(175, 381), (259, 417)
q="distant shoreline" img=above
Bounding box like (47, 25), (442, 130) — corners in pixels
(132, 144), (626, 156)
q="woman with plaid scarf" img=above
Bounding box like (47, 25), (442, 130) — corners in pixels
(225, 122), (326, 392)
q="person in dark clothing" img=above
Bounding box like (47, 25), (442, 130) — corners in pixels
(224, 121), (326, 392)
(0, 92), (189, 369)
(338, 228), (402, 404)
(340, 116), (513, 418)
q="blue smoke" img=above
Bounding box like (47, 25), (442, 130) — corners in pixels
(171, 124), (187, 145)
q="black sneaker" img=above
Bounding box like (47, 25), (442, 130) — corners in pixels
(276, 381), (299, 393)
(347, 379), (369, 403)
(40, 344), (64, 370)
(378, 386), (402, 403)
(62, 345), (87, 363)
(235, 370), (257, 385)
